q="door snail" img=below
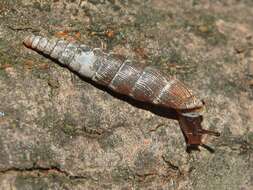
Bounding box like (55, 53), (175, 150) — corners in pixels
(23, 35), (220, 152)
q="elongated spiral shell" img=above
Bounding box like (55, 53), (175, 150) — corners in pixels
(23, 35), (203, 111)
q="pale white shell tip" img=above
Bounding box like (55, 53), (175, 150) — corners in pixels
(23, 35), (35, 47)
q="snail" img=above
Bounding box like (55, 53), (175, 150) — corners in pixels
(23, 35), (220, 152)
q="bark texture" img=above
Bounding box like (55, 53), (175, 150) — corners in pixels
(0, 0), (252, 189)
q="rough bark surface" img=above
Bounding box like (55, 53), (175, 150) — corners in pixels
(0, 0), (252, 189)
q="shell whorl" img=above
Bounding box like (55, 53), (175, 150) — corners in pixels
(24, 35), (79, 66)
(23, 35), (203, 110)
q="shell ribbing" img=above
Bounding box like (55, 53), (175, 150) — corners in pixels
(23, 35), (204, 110)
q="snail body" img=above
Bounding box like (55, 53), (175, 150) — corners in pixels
(24, 35), (219, 151)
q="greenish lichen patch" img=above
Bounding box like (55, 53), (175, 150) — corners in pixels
(98, 133), (123, 151)
(49, 114), (80, 145)
(83, 106), (103, 130)
(134, 149), (157, 172)
(246, 131), (253, 144)
(175, 13), (227, 46)
(0, 137), (9, 166)
(0, 40), (16, 67)
(147, 46), (197, 79)
(15, 175), (49, 190)
(148, 48), (184, 68)
(191, 148), (252, 190)
(87, 3), (170, 50)
(209, 72), (244, 98)
(0, 41), (19, 77)
(111, 165), (133, 183)
(0, 0), (21, 10)
(22, 143), (55, 165)
(134, 6), (168, 30)
(193, 14), (227, 45)
(32, 1), (51, 12)
(14, 173), (83, 190)
(35, 108), (59, 130)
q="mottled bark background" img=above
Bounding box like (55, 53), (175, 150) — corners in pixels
(0, 0), (252, 189)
